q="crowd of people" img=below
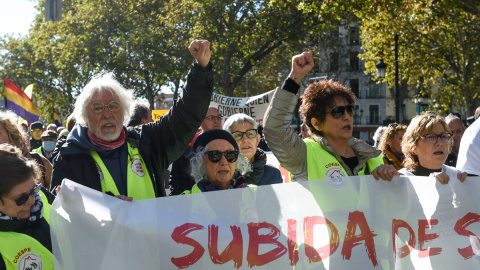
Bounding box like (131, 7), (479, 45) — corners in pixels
(0, 43), (478, 269)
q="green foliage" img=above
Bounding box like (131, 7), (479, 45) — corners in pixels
(326, 0), (480, 116)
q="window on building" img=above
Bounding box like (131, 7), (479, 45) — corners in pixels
(349, 51), (359, 71)
(350, 79), (359, 98)
(349, 27), (360, 45)
(330, 52), (339, 71)
(369, 105), (379, 124)
(368, 80), (383, 98)
(354, 105), (362, 125)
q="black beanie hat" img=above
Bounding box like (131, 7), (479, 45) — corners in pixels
(193, 129), (239, 153)
(30, 122), (43, 131)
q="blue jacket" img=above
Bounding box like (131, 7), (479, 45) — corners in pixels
(245, 149), (282, 186)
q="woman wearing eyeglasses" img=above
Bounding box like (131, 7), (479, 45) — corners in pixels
(0, 144), (55, 270)
(264, 52), (389, 182)
(223, 114), (282, 186)
(184, 129), (250, 193)
(398, 113), (467, 183)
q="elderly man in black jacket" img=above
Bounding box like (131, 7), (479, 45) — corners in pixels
(51, 40), (213, 200)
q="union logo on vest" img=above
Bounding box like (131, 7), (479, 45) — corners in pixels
(131, 159), (145, 177)
(18, 253), (42, 270)
(325, 167), (346, 188)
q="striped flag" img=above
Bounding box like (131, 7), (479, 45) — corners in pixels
(54, 108), (63, 127)
(4, 78), (40, 123)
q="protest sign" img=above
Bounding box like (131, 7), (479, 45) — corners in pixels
(51, 176), (480, 269)
(152, 109), (169, 121)
(210, 91), (274, 126)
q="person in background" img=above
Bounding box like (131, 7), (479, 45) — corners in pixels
(0, 144), (55, 270)
(300, 123), (311, 139)
(127, 100), (154, 127)
(58, 129), (69, 139)
(66, 114), (76, 132)
(184, 129), (250, 193)
(169, 106), (222, 195)
(46, 124), (57, 134)
(0, 111), (53, 189)
(378, 123), (407, 170)
(29, 122), (43, 150)
(200, 106), (223, 131)
(264, 51), (391, 182)
(52, 115), (76, 162)
(224, 113), (282, 186)
(372, 126), (387, 149)
(32, 131), (58, 163)
(57, 126), (66, 134)
(444, 114), (465, 167)
(257, 125), (270, 152)
(475, 106), (480, 120)
(52, 40), (214, 200)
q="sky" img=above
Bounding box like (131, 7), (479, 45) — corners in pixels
(0, 0), (175, 95)
(0, 0), (37, 36)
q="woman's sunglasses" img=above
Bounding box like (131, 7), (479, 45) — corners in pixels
(326, 105), (355, 119)
(205, 150), (239, 163)
(14, 183), (42, 206)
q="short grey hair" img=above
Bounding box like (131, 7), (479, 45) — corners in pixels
(190, 146), (250, 181)
(73, 71), (134, 127)
(223, 113), (257, 132)
(445, 114), (464, 126)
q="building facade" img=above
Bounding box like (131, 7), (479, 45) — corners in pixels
(307, 21), (427, 143)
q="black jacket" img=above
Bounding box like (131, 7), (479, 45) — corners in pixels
(169, 146), (196, 195)
(51, 62), (214, 197)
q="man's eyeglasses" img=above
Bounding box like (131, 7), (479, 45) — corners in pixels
(419, 133), (452, 144)
(14, 183), (42, 206)
(326, 105), (355, 119)
(91, 101), (121, 113)
(205, 150), (239, 163)
(204, 115), (222, 121)
(232, 129), (257, 141)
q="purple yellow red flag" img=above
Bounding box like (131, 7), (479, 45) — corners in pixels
(4, 77), (40, 123)
(54, 108), (63, 127)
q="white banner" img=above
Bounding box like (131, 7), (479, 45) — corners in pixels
(51, 177), (480, 269)
(210, 90), (274, 126)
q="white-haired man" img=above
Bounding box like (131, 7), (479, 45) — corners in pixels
(51, 40), (213, 200)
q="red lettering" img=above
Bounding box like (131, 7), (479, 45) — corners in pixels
(341, 211), (378, 267)
(247, 222), (287, 267)
(454, 212), (480, 259)
(418, 219), (441, 258)
(171, 223), (205, 269)
(392, 219), (416, 258)
(287, 219), (299, 266)
(304, 216), (339, 263)
(208, 225), (243, 268)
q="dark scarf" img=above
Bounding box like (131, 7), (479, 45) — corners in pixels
(245, 149), (266, 185)
(197, 174), (248, 192)
(0, 192), (43, 222)
(87, 129), (126, 150)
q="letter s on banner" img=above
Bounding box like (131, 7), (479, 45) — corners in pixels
(454, 212), (480, 260)
(171, 223), (205, 268)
